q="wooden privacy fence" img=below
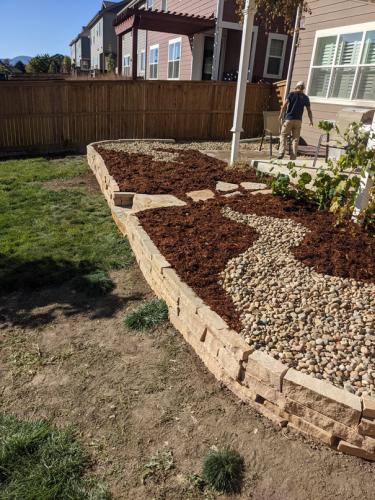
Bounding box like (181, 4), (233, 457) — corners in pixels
(0, 80), (282, 154)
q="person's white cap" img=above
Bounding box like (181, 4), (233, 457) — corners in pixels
(296, 81), (305, 88)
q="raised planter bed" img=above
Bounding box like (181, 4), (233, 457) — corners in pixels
(87, 140), (375, 461)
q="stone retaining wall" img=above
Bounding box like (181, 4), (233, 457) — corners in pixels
(87, 141), (375, 461)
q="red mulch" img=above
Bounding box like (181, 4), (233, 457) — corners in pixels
(138, 201), (258, 331)
(139, 194), (375, 331)
(95, 146), (268, 197)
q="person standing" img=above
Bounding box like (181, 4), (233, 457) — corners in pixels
(278, 81), (313, 160)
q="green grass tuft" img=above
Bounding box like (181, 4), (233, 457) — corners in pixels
(124, 299), (169, 331)
(202, 447), (244, 494)
(0, 413), (110, 499)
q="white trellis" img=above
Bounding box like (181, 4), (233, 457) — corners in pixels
(352, 113), (375, 222)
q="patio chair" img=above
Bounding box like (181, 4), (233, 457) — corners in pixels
(313, 110), (363, 167)
(259, 111), (290, 158)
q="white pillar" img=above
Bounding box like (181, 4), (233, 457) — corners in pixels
(284, 3), (302, 100)
(352, 114), (375, 222)
(212, 0), (225, 80)
(230, 0), (256, 165)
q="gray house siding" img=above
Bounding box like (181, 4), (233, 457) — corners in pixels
(291, 0), (375, 146)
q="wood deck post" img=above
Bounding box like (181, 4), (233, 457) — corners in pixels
(132, 27), (138, 80)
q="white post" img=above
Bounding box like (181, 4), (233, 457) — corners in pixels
(212, 0), (225, 80)
(284, 3), (302, 100)
(230, 0), (256, 165)
(352, 113), (375, 222)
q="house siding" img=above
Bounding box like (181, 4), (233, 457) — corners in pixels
(291, 0), (375, 146)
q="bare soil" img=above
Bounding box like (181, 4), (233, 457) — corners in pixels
(2, 172), (375, 500)
(95, 146), (268, 197)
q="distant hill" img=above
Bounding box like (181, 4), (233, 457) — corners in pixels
(9, 56), (32, 65)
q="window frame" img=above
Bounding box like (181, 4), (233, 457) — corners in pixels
(168, 37), (182, 80)
(146, 0), (153, 8)
(307, 21), (375, 106)
(161, 0), (167, 11)
(149, 44), (159, 80)
(123, 54), (131, 77)
(263, 33), (288, 79)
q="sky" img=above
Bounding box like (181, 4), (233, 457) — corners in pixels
(0, 0), (104, 59)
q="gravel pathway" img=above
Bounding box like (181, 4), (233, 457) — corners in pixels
(220, 206), (375, 397)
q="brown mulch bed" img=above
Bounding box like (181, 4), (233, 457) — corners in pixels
(139, 194), (375, 331)
(139, 200), (258, 331)
(95, 146), (268, 197)
(228, 194), (375, 284)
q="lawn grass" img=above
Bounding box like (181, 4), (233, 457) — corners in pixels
(0, 413), (109, 499)
(0, 156), (133, 294)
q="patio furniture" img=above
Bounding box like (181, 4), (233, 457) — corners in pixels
(313, 110), (363, 167)
(259, 111), (290, 158)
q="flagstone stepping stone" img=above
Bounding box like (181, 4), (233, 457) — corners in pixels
(132, 194), (186, 212)
(216, 181), (239, 192)
(224, 191), (243, 198)
(186, 189), (215, 202)
(241, 181), (268, 190)
(250, 189), (273, 196)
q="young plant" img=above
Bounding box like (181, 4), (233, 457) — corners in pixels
(271, 173), (291, 198)
(124, 299), (168, 331)
(202, 447), (244, 494)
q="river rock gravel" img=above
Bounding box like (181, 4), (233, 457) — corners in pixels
(220, 206), (375, 397)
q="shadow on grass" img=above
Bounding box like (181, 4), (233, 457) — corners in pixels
(0, 255), (143, 329)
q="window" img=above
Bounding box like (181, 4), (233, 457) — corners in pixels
(168, 38), (181, 79)
(149, 45), (159, 79)
(147, 0), (153, 8)
(123, 55), (131, 77)
(263, 34), (287, 79)
(161, 0), (167, 11)
(308, 23), (375, 103)
(138, 49), (146, 74)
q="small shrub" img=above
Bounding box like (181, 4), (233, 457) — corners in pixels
(124, 299), (168, 331)
(271, 173), (291, 197)
(71, 270), (115, 296)
(202, 447), (244, 494)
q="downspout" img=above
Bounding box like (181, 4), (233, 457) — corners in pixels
(284, 2), (303, 99)
(212, 0), (225, 80)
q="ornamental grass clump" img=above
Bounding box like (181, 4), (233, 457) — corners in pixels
(202, 447), (244, 494)
(124, 299), (168, 331)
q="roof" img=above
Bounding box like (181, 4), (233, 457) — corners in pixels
(114, 6), (215, 36)
(85, 0), (130, 30)
(69, 27), (90, 46)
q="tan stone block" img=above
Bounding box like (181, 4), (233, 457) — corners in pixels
(283, 368), (362, 427)
(282, 398), (363, 447)
(363, 397), (375, 419)
(204, 329), (222, 358)
(217, 346), (242, 381)
(179, 293), (204, 315)
(208, 326), (251, 362)
(243, 373), (280, 405)
(197, 305), (228, 332)
(216, 181), (239, 192)
(140, 237), (160, 258)
(186, 189), (215, 202)
(178, 307), (207, 341)
(337, 441), (375, 461)
(262, 400), (289, 426)
(361, 436), (375, 454)
(288, 414), (336, 447)
(246, 350), (289, 391)
(132, 194), (186, 212)
(359, 418), (375, 438)
(113, 192), (136, 207)
(151, 253), (171, 274)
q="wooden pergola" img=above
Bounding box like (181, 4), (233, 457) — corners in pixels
(113, 7), (215, 78)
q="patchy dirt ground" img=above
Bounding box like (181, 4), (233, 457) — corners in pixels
(1, 171), (375, 500)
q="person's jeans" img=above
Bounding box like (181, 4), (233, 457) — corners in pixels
(279, 119), (302, 158)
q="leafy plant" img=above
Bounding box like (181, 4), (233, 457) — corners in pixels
(124, 299), (168, 330)
(202, 447), (244, 494)
(271, 173), (292, 198)
(318, 120), (335, 134)
(142, 450), (174, 484)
